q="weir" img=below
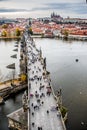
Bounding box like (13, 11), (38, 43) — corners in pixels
(7, 26), (66, 130)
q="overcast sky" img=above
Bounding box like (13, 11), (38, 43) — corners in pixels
(0, 0), (86, 18)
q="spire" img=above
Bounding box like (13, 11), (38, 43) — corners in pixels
(29, 19), (31, 27)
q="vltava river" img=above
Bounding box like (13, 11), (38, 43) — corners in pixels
(0, 38), (87, 130)
(0, 39), (20, 82)
(35, 38), (87, 130)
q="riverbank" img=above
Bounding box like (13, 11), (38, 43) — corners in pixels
(61, 34), (87, 41)
(0, 36), (21, 40)
(0, 78), (27, 104)
(0, 34), (87, 41)
(31, 34), (87, 41)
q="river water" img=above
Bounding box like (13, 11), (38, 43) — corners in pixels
(0, 38), (87, 130)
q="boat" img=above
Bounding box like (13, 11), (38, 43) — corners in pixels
(76, 59), (79, 62)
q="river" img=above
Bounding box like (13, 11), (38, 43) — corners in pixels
(0, 38), (87, 130)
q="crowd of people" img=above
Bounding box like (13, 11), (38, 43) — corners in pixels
(21, 31), (64, 130)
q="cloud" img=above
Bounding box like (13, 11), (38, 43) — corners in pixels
(0, 1), (86, 16)
(0, 0), (10, 1)
(0, 8), (28, 12)
(30, 2), (87, 14)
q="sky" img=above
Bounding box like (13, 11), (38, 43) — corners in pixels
(0, 0), (87, 18)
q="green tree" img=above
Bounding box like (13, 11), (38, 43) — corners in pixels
(60, 106), (68, 118)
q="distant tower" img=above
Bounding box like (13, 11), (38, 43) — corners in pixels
(29, 19), (31, 27)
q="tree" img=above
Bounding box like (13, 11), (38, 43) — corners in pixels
(63, 30), (69, 39)
(2, 24), (8, 29)
(1, 30), (7, 37)
(41, 33), (44, 38)
(29, 27), (33, 35)
(20, 74), (27, 82)
(15, 28), (21, 36)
